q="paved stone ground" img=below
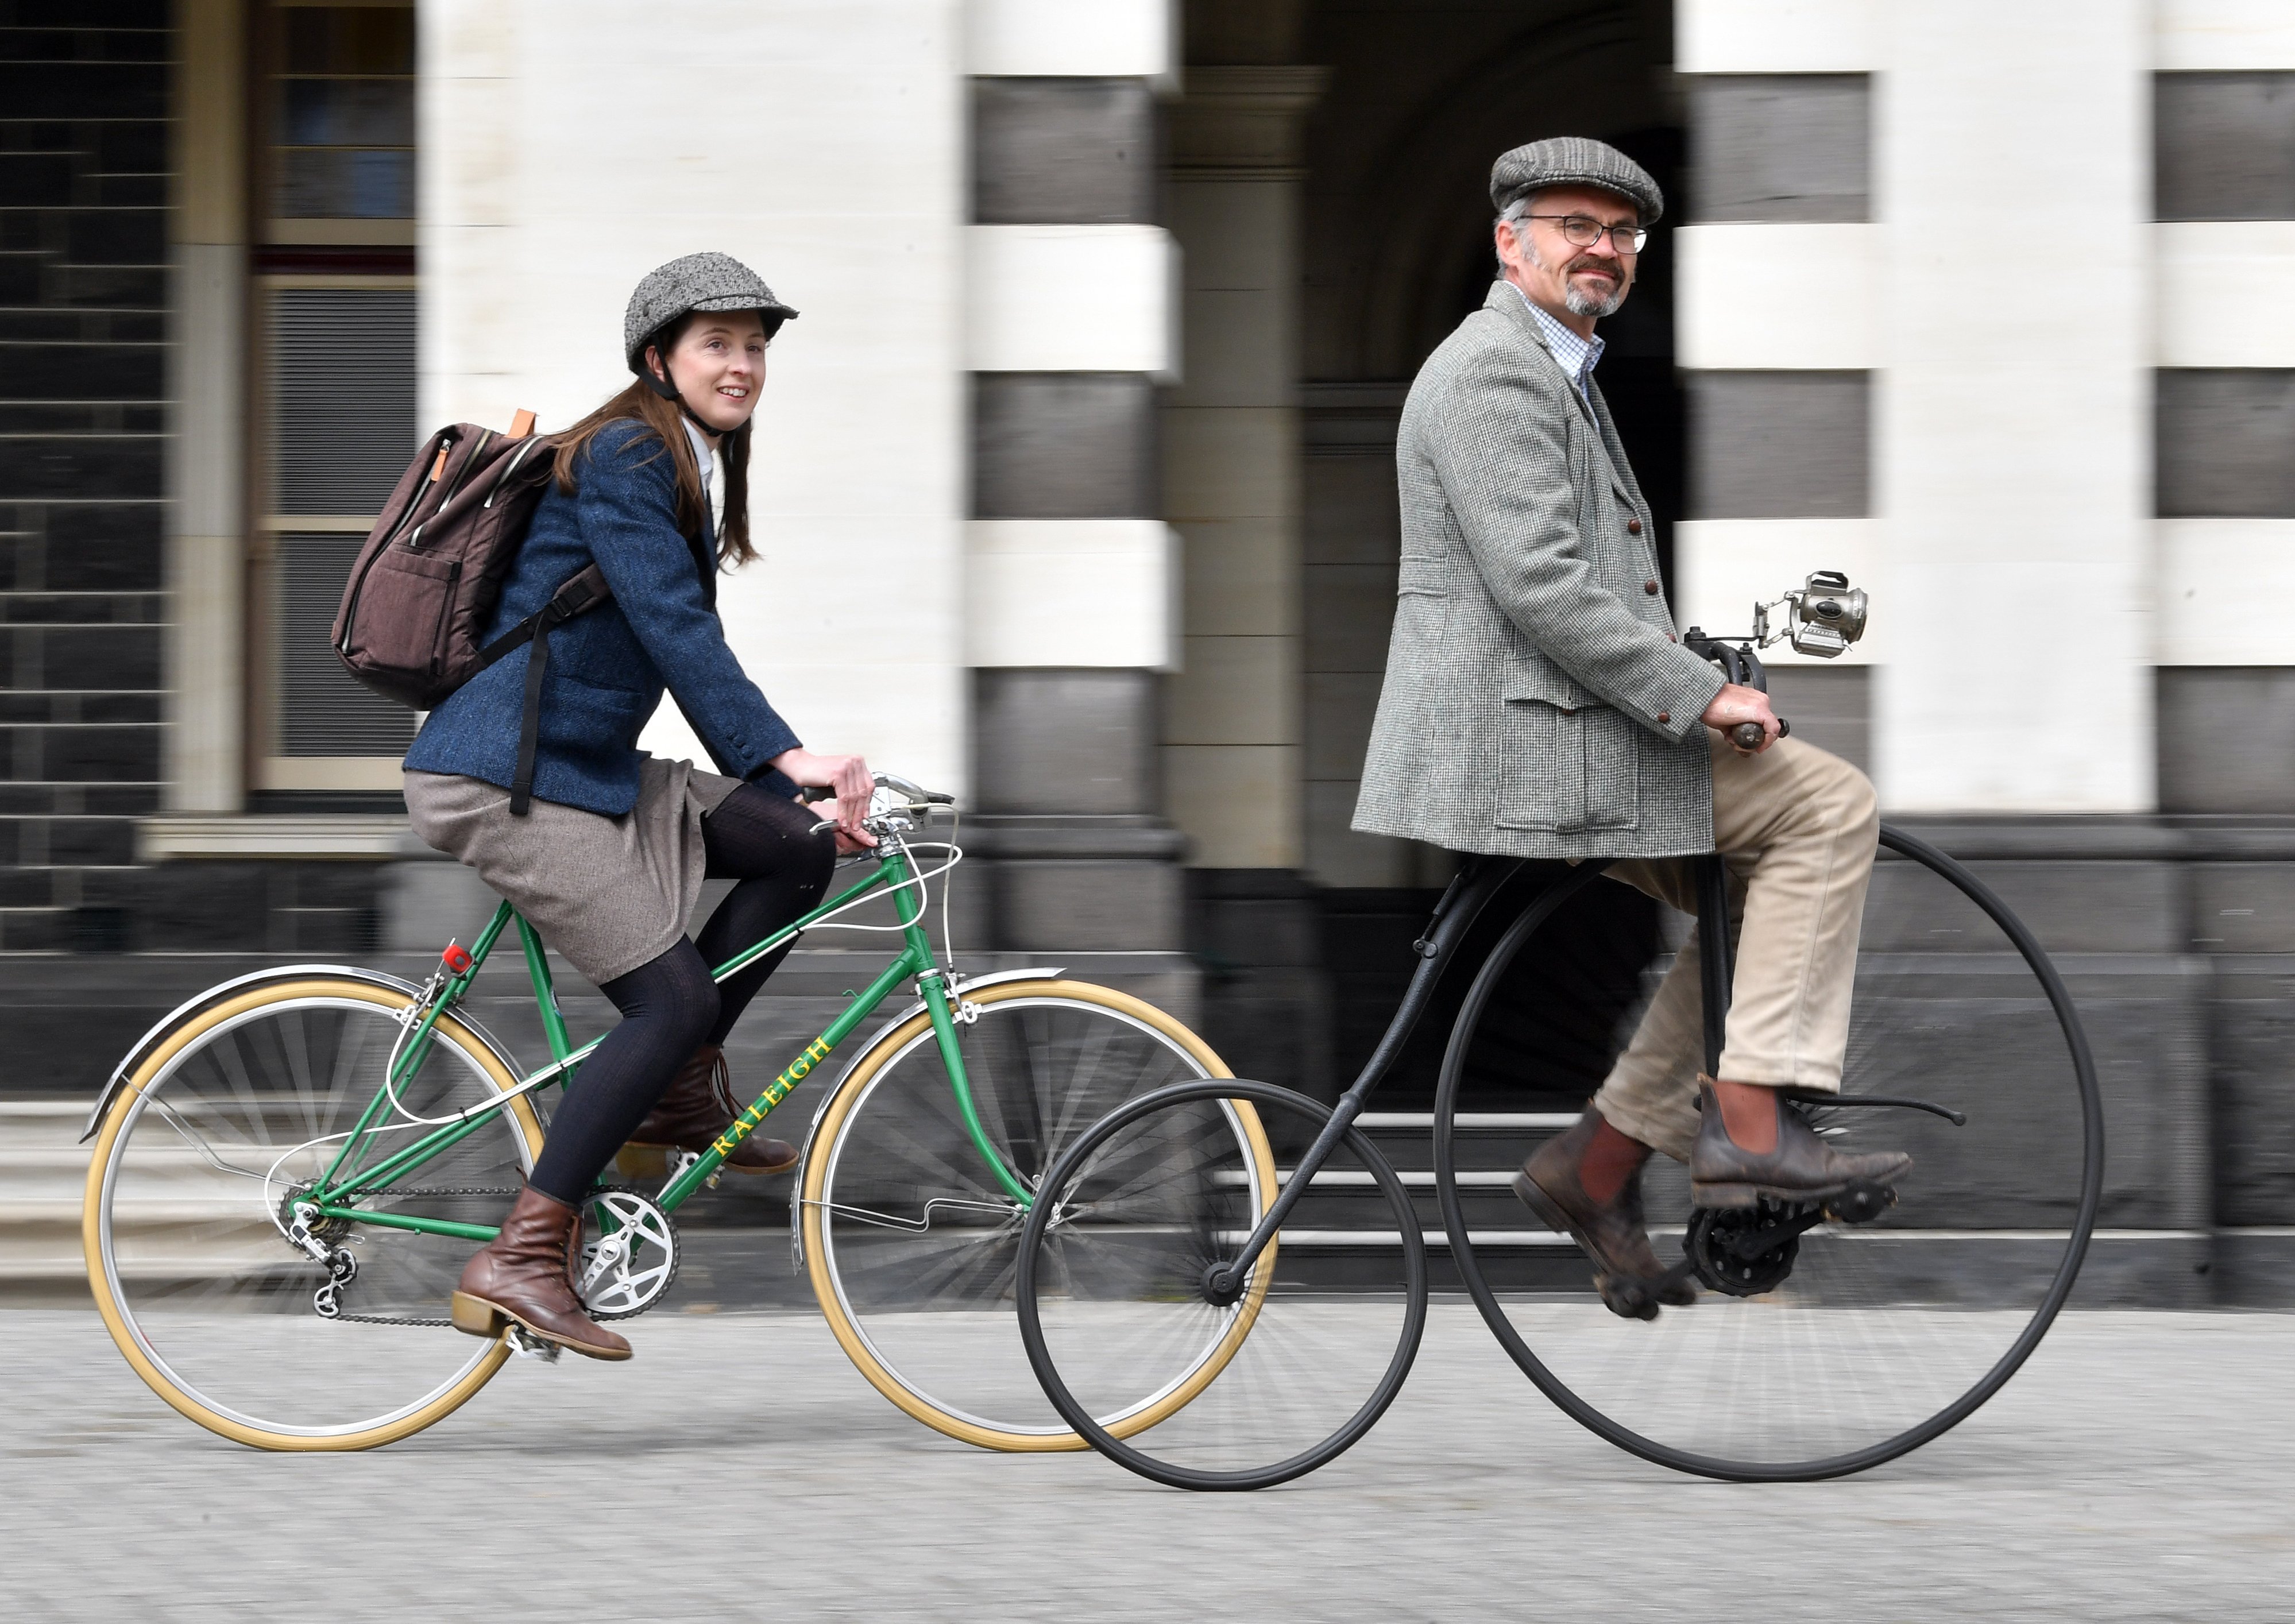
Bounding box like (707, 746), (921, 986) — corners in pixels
(3, 1302), (2290, 1622)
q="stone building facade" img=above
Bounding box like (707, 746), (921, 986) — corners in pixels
(7, 0), (2295, 1293)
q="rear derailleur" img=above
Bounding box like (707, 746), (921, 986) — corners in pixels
(280, 1194), (360, 1320)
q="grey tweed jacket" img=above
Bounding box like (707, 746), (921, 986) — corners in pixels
(1353, 281), (1726, 860)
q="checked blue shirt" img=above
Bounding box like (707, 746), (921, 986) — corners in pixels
(1510, 282), (1605, 403)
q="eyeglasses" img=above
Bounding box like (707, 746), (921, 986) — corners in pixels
(1523, 214), (1648, 253)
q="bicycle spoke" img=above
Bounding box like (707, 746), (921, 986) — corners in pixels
(813, 991), (1241, 1439)
(1019, 1081), (1427, 1489)
(92, 986), (535, 1441)
(1438, 832), (2102, 1479)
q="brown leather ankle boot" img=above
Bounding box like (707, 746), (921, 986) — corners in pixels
(624, 1045), (798, 1174)
(1513, 1108), (1695, 1311)
(1689, 1080), (1912, 1209)
(450, 1184), (631, 1360)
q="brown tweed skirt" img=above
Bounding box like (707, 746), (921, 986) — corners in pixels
(404, 757), (743, 985)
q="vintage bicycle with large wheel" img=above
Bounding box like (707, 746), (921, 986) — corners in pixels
(1014, 575), (2106, 1489)
(81, 774), (1274, 1452)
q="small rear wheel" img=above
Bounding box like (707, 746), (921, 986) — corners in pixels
(1017, 1079), (1428, 1491)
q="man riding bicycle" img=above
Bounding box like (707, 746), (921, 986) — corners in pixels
(1353, 137), (1909, 1314)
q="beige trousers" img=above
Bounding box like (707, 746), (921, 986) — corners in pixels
(1591, 732), (1879, 1161)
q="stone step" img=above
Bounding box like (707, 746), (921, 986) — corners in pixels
(0, 1102), (95, 1290)
(2, 1100), (311, 1294)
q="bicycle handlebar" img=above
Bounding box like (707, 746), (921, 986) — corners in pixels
(798, 772), (956, 807)
(1686, 629), (1790, 753)
(874, 771), (954, 806)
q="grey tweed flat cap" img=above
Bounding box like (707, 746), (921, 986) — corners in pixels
(624, 252), (798, 371)
(1490, 137), (1663, 225)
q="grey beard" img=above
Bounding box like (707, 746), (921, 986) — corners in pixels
(1564, 281), (1626, 318)
(1523, 239), (1628, 318)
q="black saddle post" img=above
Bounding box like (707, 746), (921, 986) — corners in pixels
(1682, 633), (1765, 1074)
(1695, 853), (1732, 1077)
(1203, 854), (1521, 1298)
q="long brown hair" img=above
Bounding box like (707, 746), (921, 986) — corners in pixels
(551, 317), (756, 569)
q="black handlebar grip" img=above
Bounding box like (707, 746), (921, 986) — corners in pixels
(1730, 717), (1791, 751)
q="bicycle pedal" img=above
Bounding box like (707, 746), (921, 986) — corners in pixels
(1823, 1181), (1896, 1225)
(503, 1324), (561, 1363)
(1597, 1277), (1660, 1322)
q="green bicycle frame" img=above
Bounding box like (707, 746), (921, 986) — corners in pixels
(306, 840), (1031, 1244)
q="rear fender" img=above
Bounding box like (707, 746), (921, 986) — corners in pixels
(81, 963), (526, 1142)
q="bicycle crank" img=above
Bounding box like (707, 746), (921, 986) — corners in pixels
(579, 1189), (680, 1320)
(1686, 1202), (1807, 1297)
(1682, 1179), (1898, 1298)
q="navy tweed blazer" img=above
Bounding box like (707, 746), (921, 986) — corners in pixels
(403, 419), (802, 815)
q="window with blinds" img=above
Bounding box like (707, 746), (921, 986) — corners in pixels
(250, 2), (422, 792)
(260, 285), (419, 774)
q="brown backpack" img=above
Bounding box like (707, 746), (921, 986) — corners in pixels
(332, 410), (611, 813)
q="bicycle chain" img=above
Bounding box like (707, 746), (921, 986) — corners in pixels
(312, 1186), (632, 1328)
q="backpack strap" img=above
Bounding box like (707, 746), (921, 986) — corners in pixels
(474, 564), (612, 816)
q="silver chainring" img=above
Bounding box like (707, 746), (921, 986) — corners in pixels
(579, 1190), (679, 1320)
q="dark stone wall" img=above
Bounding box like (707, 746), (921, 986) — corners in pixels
(1689, 74), (1871, 224)
(968, 668), (1183, 951)
(971, 78), (1158, 226)
(0, 2), (169, 952)
(1761, 666), (1868, 774)
(2156, 71), (2295, 220)
(2156, 370), (2295, 517)
(1688, 372), (1870, 518)
(2159, 670), (2295, 813)
(972, 373), (1157, 519)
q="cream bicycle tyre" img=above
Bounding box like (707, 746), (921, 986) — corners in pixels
(802, 979), (1276, 1451)
(83, 977), (546, 1452)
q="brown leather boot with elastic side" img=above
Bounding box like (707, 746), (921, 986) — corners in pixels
(624, 1045), (798, 1174)
(1513, 1108), (1695, 1312)
(450, 1184), (631, 1360)
(1688, 1080), (1912, 1209)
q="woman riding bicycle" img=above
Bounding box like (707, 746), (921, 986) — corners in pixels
(402, 252), (874, 1362)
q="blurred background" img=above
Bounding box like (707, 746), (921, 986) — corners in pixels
(2, 0), (2291, 1301)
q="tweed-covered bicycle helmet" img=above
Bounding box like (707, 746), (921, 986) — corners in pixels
(623, 252), (797, 421)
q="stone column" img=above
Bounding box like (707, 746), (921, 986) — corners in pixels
(1875, 1), (2153, 811)
(419, 0), (968, 800)
(1672, 0), (2205, 1302)
(1162, 66), (1324, 868)
(963, 5), (1195, 1013)
(1160, 65), (1328, 1084)
(165, 0), (246, 814)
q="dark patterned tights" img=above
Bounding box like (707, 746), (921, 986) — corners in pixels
(527, 784), (834, 1205)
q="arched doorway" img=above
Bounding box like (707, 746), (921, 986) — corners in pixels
(1170, 0), (1684, 1105)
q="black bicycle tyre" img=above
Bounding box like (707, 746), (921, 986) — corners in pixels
(1432, 823), (2107, 1482)
(1015, 1077), (1430, 1491)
